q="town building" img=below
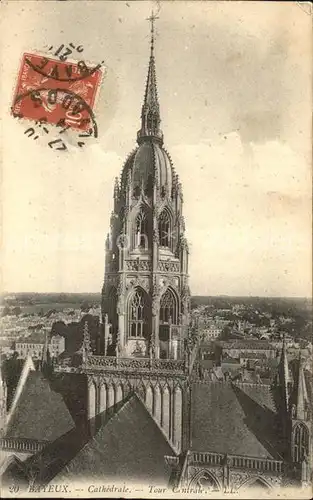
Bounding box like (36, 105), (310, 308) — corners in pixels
(218, 339), (277, 359)
(15, 335), (45, 360)
(203, 325), (223, 340)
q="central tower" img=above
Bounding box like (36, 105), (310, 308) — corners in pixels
(101, 15), (190, 361)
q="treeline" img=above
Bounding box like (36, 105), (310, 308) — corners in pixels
(2, 293), (101, 306)
(51, 314), (101, 354)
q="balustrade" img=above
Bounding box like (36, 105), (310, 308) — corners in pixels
(84, 355), (185, 374)
(188, 452), (283, 474)
(126, 260), (152, 271)
(0, 438), (46, 453)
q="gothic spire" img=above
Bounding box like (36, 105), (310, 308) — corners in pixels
(296, 355), (308, 420)
(40, 328), (51, 374)
(137, 11), (163, 145)
(279, 332), (290, 411)
(82, 320), (92, 362)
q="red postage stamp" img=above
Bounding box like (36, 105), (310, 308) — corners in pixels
(11, 52), (103, 132)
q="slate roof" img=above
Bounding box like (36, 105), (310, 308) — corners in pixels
(55, 394), (175, 485)
(5, 371), (75, 442)
(191, 381), (282, 459)
(235, 382), (276, 412)
(218, 340), (274, 350)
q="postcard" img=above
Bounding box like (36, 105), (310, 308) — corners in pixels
(0, 1), (312, 498)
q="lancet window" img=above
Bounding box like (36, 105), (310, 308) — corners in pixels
(293, 423), (309, 462)
(159, 210), (171, 247)
(160, 288), (178, 325)
(129, 289), (148, 338)
(133, 210), (149, 249)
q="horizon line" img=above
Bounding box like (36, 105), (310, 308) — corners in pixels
(1, 292), (312, 300)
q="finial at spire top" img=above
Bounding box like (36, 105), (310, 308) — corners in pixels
(147, 10), (159, 52)
(137, 11), (163, 145)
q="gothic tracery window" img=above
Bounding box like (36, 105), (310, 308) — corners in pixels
(159, 210), (171, 247)
(129, 289), (148, 338)
(134, 210), (149, 249)
(293, 423), (309, 463)
(160, 288), (178, 325)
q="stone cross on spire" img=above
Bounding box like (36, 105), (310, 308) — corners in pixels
(147, 10), (159, 51)
(137, 10), (163, 145)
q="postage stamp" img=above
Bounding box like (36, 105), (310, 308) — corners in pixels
(11, 52), (103, 133)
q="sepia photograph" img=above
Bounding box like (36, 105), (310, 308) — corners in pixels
(1, 0), (312, 498)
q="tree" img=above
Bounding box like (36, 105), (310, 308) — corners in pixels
(2, 306), (10, 316)
(12, 306), (22, 316)
(80, 301), (90, 312)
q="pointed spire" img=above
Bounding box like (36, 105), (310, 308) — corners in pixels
(137, 11), (163, 145)
(82, 320), (92, 362)
(40, 329), (50, 373)
(279, 332), (290, 410)
(0, 356), (7, 433)
(296, 355), (308, 420)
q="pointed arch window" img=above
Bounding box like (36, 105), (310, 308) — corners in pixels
(129, 289), (149, 338)
(159, 210), (171, 248)
(160, 288), (178, 325)
(293, 423), (309, 463)
(134, 210), (149, 249)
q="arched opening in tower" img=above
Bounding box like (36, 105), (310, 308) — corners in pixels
(133, 208), (150, 250)
(159, 208), (171, 248)
(127, 287), (150, 342)
(293, 422), (309, 463)
(159, 287), (179, 359)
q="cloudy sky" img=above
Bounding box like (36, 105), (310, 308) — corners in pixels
(2, 0), (312, 296)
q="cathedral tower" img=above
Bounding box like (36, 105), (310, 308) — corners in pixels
(84, 15), (192, 454)
(101, 15), (190, 361)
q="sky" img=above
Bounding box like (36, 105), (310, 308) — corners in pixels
(1, 0), (312, 297)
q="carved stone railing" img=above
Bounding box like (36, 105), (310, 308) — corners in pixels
(158, 261), (180, 273)
(126, 260), (152, 271)
(189, 451), (284, 474)
(153, 359), (185, 372)
(83, 355), (185, 374)
(0, 437), (47, 453)
(230, 455), (284, 473)
(189, 451), (224, 466)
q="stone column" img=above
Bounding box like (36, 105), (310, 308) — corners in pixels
(168, 317), (172, 359)
(87, 378), (96, 437)
(152, 306), (160, 359)
(154, 385), (161, 424)
(104, 314), (109, 355)
(116, 273), (126, 352)
(162, 386), (170, 439)
(172, 386), (182, 453)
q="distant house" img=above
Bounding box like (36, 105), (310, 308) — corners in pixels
(15, 335), (45, 360)
(218, 340), (276, 359)
(203, 326), (222, 341)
